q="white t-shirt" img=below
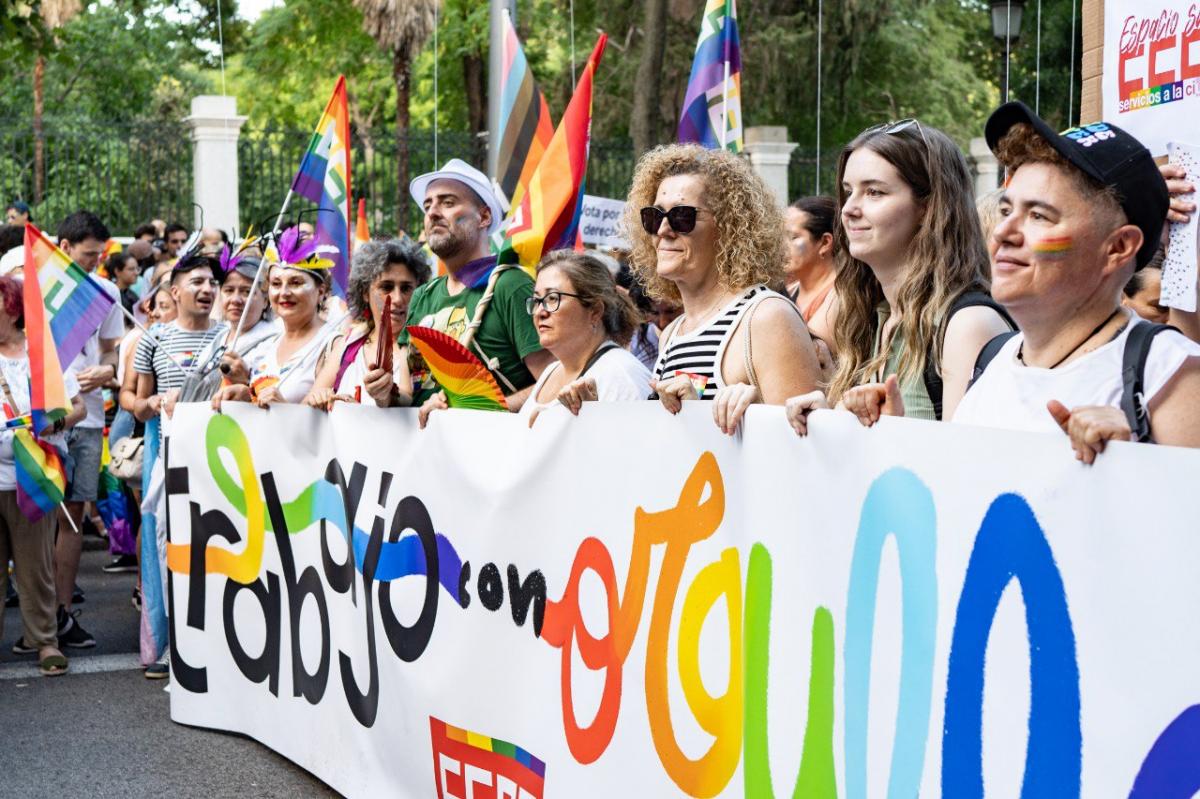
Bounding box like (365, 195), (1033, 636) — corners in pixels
(953, 319), (1200, 436)
(244, 321), (340, 404)
(0, 351), (79, 491)
(68, 275), (124, 429)
(519, 344), (653, 421)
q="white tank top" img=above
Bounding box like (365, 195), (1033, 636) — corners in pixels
(953, 318), (1200, 435)
(245, 321), (339, 404)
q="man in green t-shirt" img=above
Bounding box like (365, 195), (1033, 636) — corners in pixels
(399, 159), (552, 412)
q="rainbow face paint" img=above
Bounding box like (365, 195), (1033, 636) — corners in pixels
(1032, 236), (1074, 260)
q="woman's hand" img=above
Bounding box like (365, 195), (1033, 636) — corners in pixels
(255, 385), (286, 408)
(840, 375), (905, 427)
(1047, 401), (1132, 465)
(712, 382), (759, 435)
(303, 387), (354, 411)
(784, 390), (830, 436)
(418, 391), (448, 429)
(555, 378), (598, 416)
(211, 384), (252, 412)
(363, 363), (396, 407)
(219, 352), (251, 385)
(651, 373), (700, 415)
(1161, 163), (1195, 224)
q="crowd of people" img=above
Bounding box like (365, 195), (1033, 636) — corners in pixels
(1, 100), (1198, 679)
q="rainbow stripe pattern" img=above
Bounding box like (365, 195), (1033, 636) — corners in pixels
(13, 429), (66, 521)
(678, 0), (743, 152)
(354, 197), (370, 247)
(496, 9), (554, 210)
(497, 34), (607, 272)
(405, 326), (506, 411)
(434, 718), (546, 777)
(23, 223), (115, 429)
(1032, 236), (1073, 259)
(290, 76), (352, 295)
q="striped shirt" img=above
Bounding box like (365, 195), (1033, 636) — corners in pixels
(653, 285), (770, 399)
(133, 322), (226, 394)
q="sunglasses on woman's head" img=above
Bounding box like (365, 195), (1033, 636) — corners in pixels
(640, 205), (706, 235)
(865, 118), (930, 150)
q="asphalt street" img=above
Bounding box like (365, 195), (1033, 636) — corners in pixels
(0, 532), (339, 799)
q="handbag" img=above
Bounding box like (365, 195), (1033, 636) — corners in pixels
(109, 435), (145, 482)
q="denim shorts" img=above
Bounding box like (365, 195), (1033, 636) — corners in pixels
(65, 427), (103, 503)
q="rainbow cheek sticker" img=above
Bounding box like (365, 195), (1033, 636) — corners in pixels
(1032, 236), (1074, 260)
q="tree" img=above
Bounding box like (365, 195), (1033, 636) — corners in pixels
(33, 0), (81, 202)
(353, 0), (438, 222)
(630, 0), (668, 156)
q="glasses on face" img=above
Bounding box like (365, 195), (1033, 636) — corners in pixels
(526, 290), (585, 315)
(640, 205), (708, 236)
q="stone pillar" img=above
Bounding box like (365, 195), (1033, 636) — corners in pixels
(184, 95), (247, 237)
(969, 136), (1001, 196)
(744, 126), (799, 208)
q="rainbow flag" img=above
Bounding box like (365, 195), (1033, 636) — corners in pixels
(678, 0), (743, 152)
(497, 34), (607, 272)
(290, 76), (352, 296)
(355, 198), (370, 246)
(406, 326), (506, 411)
(23, 223), (115, 429)
(496, 9), (554, 210)
(13, 429), (65, 521)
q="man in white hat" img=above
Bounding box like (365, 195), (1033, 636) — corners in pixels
(398, 158), (551, 414)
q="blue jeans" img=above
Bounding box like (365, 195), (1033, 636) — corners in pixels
(109, 408), (135, 451)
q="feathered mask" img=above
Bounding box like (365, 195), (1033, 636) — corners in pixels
(269, 227), (340, 274)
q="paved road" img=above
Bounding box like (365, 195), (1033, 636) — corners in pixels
(0, 533), (338, 799)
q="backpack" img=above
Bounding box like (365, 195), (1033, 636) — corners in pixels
(922, 290), (1016, 420)
(969, 321), (1177, 443)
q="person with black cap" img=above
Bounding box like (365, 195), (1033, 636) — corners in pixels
(4, 201), (31, 226)
(953, 102), (1200, 463)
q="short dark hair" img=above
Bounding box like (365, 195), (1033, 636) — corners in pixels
(790, 195), (837, 241)
(170, 253), (218, 284)
(5, 201), (31, 221)
(105, 251), (135, 275)
(133, 223), (158, 239)
(56, 210), (110, 245)
(165, 222), (188, 238)
(0, 224), (23, 254)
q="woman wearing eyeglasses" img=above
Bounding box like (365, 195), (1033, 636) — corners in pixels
(785, 119), (1013, 435)
(623, 144), (822, 434)
(305, 238), (431, 410)
(521, 250), (651, 426)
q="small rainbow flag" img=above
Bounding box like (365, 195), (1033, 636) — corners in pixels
(497, 33), (607, 272)
(355, 198), (370, 247)
(406, 326), (506, 411)
(13, 429), (66, 521)
(24, 223), (115, 429)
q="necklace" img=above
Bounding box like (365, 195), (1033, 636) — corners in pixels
(1018, 307), (1125, 369)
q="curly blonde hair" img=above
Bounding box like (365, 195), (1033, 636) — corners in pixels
(622, 144), (787, 302)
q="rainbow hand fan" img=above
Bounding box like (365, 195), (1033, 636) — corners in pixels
(406, 326), (507, 411)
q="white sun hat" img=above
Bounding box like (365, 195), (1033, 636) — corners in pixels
(409, 158), (505, 235)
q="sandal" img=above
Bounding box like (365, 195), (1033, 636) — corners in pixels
(38, 650), (69, 677)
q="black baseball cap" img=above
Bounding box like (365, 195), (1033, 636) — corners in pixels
(985, 101), (1167, 269)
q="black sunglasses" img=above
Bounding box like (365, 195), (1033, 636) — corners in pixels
(640, 206), (708, 235)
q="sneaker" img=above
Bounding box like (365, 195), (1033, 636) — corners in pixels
(11, 637), (37, 655)
(102, 554), (139, 574)
(131, 585), (141, 611)
(144, 658), (169, 680)
(56, 606), (96, 649)
(72, 584), (85, 604)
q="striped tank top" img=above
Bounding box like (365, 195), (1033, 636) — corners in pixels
(653, 284), (772, 399)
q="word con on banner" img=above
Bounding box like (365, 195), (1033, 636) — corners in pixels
(166, 414), (1199, 797)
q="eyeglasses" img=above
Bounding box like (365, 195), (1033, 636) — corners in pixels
(640, 205), (708, 236)
(526, 290), (585, 315)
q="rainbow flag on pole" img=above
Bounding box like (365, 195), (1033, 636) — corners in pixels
(496, 9), (554, 210)
(355, 198), (370, 247)
(290, 75), (352, 295)
(13, 429), (65, 521)
(678, 0), (743, 152)
(23, 223), (115, 430)
(497, 33), (607, 272)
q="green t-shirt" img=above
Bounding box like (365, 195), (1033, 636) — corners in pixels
(399, 264), (542, 406)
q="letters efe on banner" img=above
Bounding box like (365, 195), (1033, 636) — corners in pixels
(166, 402), (1200, 798)
(1102, 2), (1200, 156)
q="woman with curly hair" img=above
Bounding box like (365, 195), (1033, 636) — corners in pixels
(785, 120), (1014, 434)
(624, 144), (822, 434)
(305, 238), (431, 409)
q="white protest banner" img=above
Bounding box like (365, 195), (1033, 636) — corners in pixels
(1101, 2), (1200, 156)
(166, 402), (1200, 798)
(579, 195), (629, 249)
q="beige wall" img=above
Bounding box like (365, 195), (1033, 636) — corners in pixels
(1081, 0), (1104, 124)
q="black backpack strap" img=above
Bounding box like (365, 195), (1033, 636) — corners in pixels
(1120, 322), (1178, 443)
(923, 290), (1016, 419)
(969, 331), (1018, 389)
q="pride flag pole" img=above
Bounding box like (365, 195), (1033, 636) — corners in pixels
(0, 369), (77, 532)
(228, 192), (292, 352)
(111, 301), (190, 377)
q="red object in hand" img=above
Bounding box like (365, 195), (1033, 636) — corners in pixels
(378, 295), (393, 373)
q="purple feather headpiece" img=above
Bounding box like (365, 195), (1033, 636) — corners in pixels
(274, 226), (338, 272)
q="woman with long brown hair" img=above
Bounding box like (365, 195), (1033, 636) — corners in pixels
(786, 119), (1013, 433)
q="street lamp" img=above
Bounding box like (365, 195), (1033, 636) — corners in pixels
(991, 0), (1025, 103)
